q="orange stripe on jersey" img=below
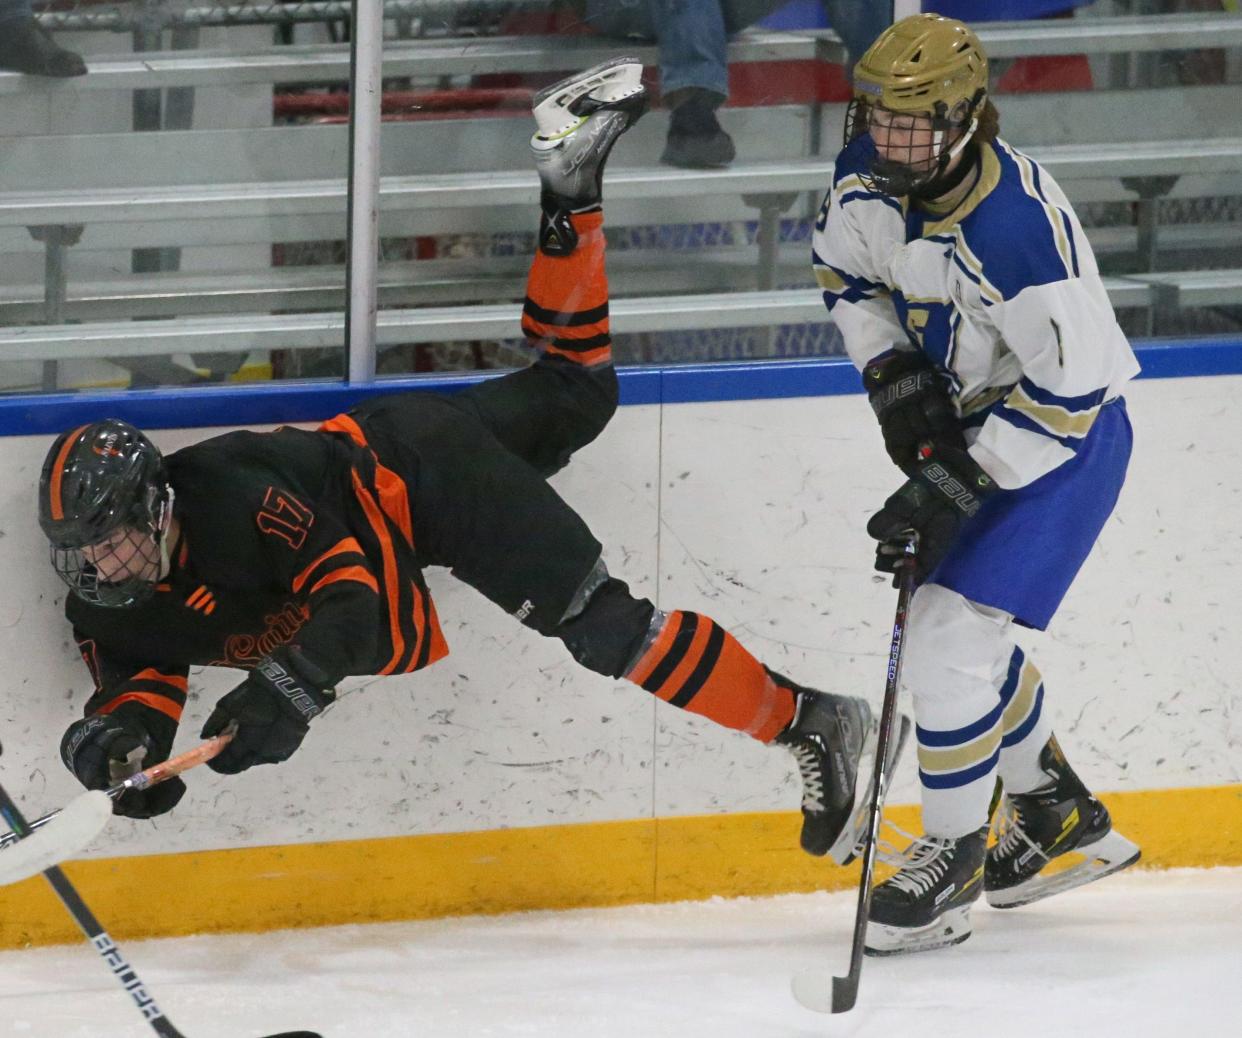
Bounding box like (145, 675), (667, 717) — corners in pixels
(400, 579), (449, 672)
(309, 565), (379, 597)
(372, 460), (413, 547)
(292, 537), (366, 593)
(48, 424), (90, 521)
(423, 595), (450, 667)
(100, 691), (183, 723)
(320, 415), (414, 546)
(78, 639), (102, 688)
(319, 413), (368, 449)
(186, 585), (210, 608)
(132, 668), (188, 693)
(351, 470), (405, 675)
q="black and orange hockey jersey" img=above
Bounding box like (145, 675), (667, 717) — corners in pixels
(68, 417), (456, 725)
(67, 211), (619, 732)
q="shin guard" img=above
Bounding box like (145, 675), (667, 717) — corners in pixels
(625, 610), (794, 743)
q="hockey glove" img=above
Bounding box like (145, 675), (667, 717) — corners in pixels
(201, 646), (335, 775)
(862, 349), (965, 475)
(867, 443), (998, 581)
(60, 701), (186, 819)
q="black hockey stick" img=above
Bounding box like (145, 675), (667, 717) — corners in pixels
(792, 537), (918, 1014)
(0, 748), (321, 1038)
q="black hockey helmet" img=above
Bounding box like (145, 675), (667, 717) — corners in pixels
(38, 419), (172, 607)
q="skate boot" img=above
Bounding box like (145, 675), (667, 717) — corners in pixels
(772, 672), (911, 865)
(986, 735), (1140, 909)
(865, 824), (988, 955)
(530, 57), (648, 255)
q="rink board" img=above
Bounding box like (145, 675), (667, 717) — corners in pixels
(1, 786), (1239, 947)
(0, 347), (1238, 946)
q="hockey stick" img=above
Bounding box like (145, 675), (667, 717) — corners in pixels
(0, 735), (239, 885)
(0, 743), (321, 1038)
(0, 789), (113, 887)
(0, 732), (235, 848)
(792, 537), (918, 1014)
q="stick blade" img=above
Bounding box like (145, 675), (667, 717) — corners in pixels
(791, 969), (832, 1013)
(259, 1032), (323, 1037)
(830, 973), (860, 1014)
(792, 968), (859, 1014)
(0, 790), (112, 886)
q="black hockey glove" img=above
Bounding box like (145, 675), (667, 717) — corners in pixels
(862, 349), (965, 475)
(60, 702), (186, 819)
(867, 443), (998, 582)
(201, 646), (335, 775)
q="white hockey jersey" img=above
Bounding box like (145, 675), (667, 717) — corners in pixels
(811, 135), (1140, 490)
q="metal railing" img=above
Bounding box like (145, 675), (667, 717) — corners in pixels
(36, 0), (552, 32)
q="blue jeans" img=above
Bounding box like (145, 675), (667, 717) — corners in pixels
(0, 0), (33, 24)
(823, 1), (891, 69)
(582, 2), (889, 98)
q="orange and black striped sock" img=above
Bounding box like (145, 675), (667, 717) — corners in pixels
(625, 610), (795, 744)
(521, 209), (612, 368)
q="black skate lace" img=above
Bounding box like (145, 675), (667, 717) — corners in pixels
(789, 743), (824, 812)
(888, 837), (955, 897)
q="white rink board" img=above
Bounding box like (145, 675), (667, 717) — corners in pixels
(0, 374), (1237, 859)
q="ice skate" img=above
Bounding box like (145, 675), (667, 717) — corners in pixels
(530, 57), (647, 255)
(772, 673), (911, 864)
(986, 736), (1140, 909)
(865, 824), (988, 955)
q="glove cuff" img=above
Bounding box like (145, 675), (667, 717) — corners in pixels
(861, 348), (931, 393)
(868, 368), (937, 419)
(916, 444), (997, 518)
(60, 714), (122, 773)
(255, 646), (336, 724)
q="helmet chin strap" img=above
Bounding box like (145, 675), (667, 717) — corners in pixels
(943, 115), (978, 164)
(912, 115), (980, 201)
(155, 485), (176, 581)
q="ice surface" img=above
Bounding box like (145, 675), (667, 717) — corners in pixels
(1, 867), (1237, 1037)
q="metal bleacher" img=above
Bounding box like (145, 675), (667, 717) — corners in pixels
(1, 10), (1240, 381)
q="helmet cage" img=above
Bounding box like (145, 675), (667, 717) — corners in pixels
(49, 480), (172, 609)
(39, 420), (172, 608)
(844, 93), (981, 197)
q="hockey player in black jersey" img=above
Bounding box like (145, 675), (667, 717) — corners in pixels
(40, 58), (899, 865)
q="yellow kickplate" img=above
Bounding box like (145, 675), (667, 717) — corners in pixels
(0, 784), (1236, 949)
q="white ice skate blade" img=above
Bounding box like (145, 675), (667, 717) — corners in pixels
(986, 827), (1141, 909)
(532, 57), (644, 140)
(0, 791), (112, 886)
(828, 712), (912, 866)
(864, 903), (974, 956)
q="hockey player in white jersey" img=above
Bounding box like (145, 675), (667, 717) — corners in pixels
(811, 13), (1142, 955)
